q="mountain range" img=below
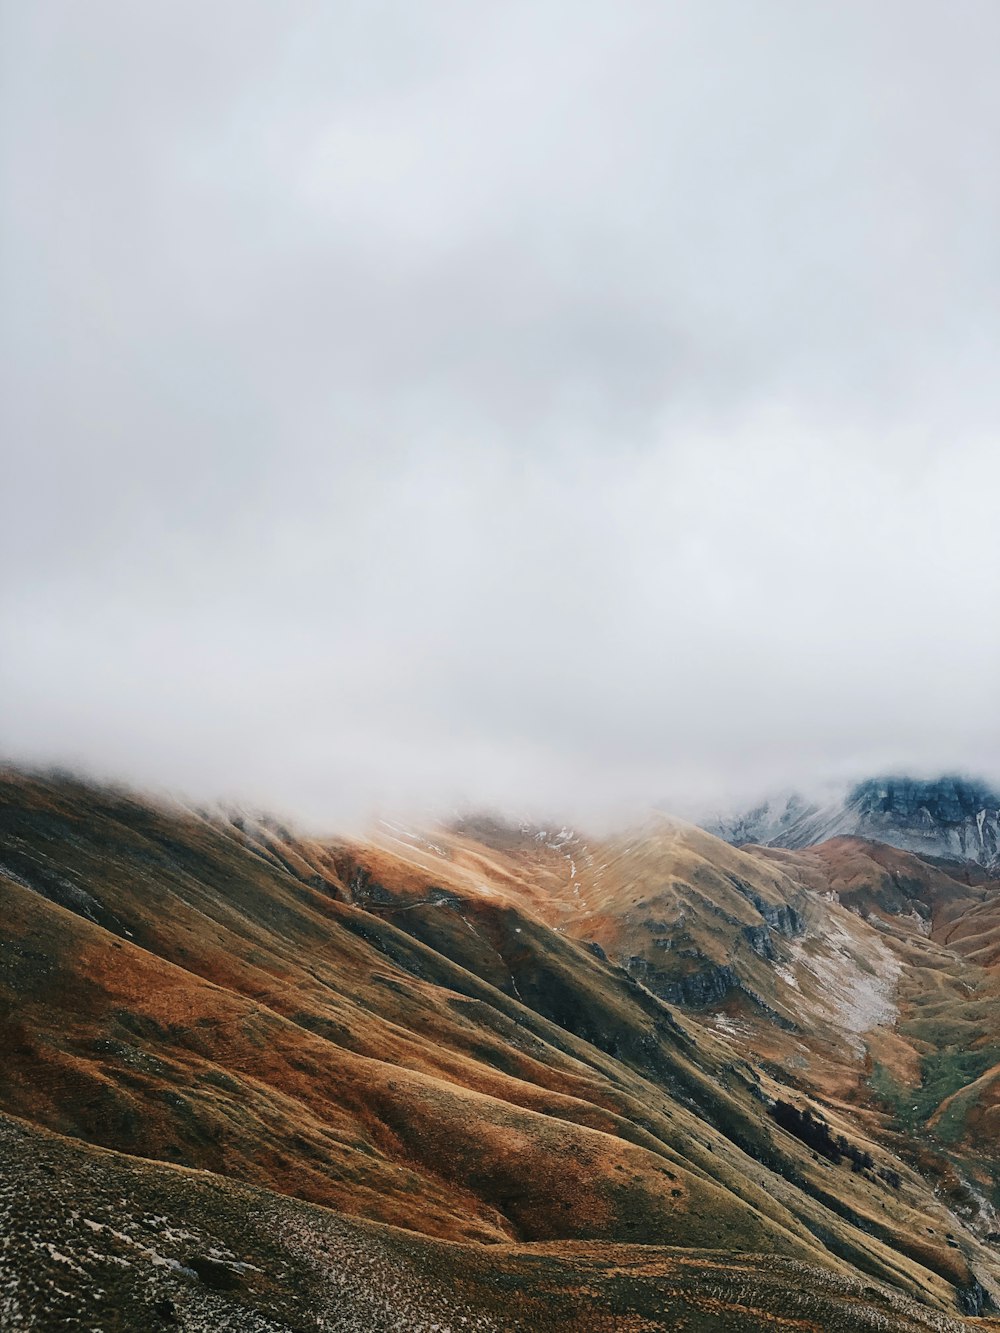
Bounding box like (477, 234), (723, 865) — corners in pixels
(2, 768), (1000, 1330)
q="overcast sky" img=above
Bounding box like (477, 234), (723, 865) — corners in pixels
(2, 2), (999, 829)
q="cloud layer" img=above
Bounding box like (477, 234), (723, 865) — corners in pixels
(3, 2), (999, 828)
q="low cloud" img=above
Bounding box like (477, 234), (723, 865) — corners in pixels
(3, 2), (999, 830)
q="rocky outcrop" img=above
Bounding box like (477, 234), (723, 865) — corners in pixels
(705, 775), (1000, 870)
(847, 778), (1000, 867)
(705, 793), (819, 849)
(623, 957), (739, 1007)
(742, 923), (778, 960)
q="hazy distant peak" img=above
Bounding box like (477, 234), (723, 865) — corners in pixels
(704, 773), (1000, 869)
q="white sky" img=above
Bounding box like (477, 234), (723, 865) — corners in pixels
(2, 2), (999, 828)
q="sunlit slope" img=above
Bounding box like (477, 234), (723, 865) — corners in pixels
(431, 817), (901, 1048)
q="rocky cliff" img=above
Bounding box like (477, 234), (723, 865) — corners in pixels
(706, 775), (1000, 869)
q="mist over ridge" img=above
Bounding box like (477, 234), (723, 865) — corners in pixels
(3, 2), (999, 826)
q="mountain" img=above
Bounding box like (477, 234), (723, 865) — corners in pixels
(705, 775), (1000, 869)
(2, 769), (1000, 1329)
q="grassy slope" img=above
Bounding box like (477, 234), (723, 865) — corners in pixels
(4, 1110), (987, 1333)
(759, 844), (1000, 1140)
(1, 772), (998, 1327)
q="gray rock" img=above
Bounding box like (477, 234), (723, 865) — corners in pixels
(704, 775), (1000, 870)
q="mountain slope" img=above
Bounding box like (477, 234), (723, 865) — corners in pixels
(754, 838), (1000, 1196)
(1, 770), (999, 1327)
(5, 1111), (985, 1333)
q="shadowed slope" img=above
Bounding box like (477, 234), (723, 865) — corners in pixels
(4, 1111), (986, 1333)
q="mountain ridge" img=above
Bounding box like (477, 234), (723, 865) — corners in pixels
(704, 775), (1000, 870)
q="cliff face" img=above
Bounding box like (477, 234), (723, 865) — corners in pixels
(707, 776), (1000, 870)
(847, 778), (1000, 865)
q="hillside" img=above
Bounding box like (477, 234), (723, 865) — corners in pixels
(2, 770), (999, 1329)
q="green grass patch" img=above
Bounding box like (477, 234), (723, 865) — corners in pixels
(869, 1049), (1000, 1138)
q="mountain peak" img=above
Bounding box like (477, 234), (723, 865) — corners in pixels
(704, 773), (1000, 868)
